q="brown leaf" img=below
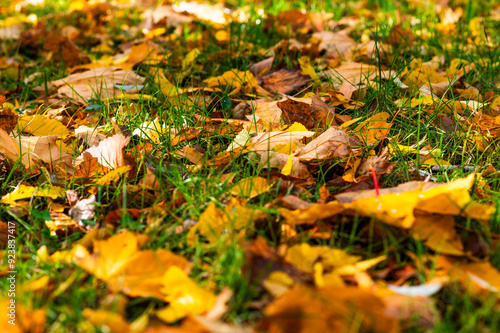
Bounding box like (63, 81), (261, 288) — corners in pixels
(250, 57), (274, 77)
(278, 98), (316, 129)
(356, 147), (395, 178)
(45, 212), (84, 236)
(177, 146), (205, 164)
(322, 62), (391, 91)
(19, 135), (73, 174)
(44, 35), (90, 68)
(0, 220), (9, 247)
(51, 67), (145, 104)
(74, 152), (109, 179)
(258, 151), (312, 179)
(277, 10), (312, 31)
(387, 24), (416, 47)
(311, 94), (337, 127)
(312, 30), (356, 61)
(294, 127), (351, 162)
(66, 189), (79, 206)
(244, 237), (309, 285)
(103, 208), (143, 224)
(250, 130), (315, 151)
(278, 195), (313, 210)
(0, 128), (23, 165)
(261, 68), (310, 94)
(74, 126), (107, 147)
(0, 108), (18, 133)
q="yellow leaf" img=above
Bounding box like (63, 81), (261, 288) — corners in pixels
(404, 68), (448, 87)
(215, 30), (229, 42)
(76, 231), (139, 280)
(342, 157), (362, 182)
(1, 298), (46, 333)
(281, 153), (293, 176)
(156, 266), (216, 323)
(187, 199), (260, 247)
(462, 262), (500, 293)
(411, 215), (464, 256)
(155, 71), (182, 97)
(263, 271), (295, 297)
(335, 256), (387, 275)
(83, 309), (130, 333)
(17, 114), (70, 137)
(421, 157), (451, 168)
(1, 185), (65, 205)
(132, 117), (164, 144)
(182, 48), (200, 70)
(410, 95), (439, 107)
(95, 165), (132, 186)
(75, 232), (190, 299)
(388, 143), (441, 156)
(278, 201), (345, 225)
(490, 96), (500, 111)
(353, 112), (392, 146)
(298, 56), (317, 79)
(204, 69), (257, 89)
(273, 142), (298, 155)
(22, 276), (50, 292)
(103, 93), (156, 101)
(346, 174), (476, 228)
(280, 122), (309, 132)
(231, 176), (272, 198)
(285, 243), (361, 274)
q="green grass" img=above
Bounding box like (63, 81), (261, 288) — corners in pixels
(1, 0), (500, 331)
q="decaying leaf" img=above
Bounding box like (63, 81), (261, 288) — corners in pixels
(78, 134), (130, 170)
(51, 67), (145, 104)
(294, 127), (351, 161)
(68, 194), (96, 224)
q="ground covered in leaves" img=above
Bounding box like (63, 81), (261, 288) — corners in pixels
(1, 0), (500, 332)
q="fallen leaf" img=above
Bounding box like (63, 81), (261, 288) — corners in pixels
(44, 35), (90, 68)
(79, 134), (130, 170)
(2, 185), (65, 205)
(187, 199), (261, 247)
(231, 176), (272, 198)
(83, 309), (130, 333)
(285, 243), (361, 273)
(263, 285), (399, 333)
(51, 67), (145, 104)
(0, 107), (18, 133)
(261, 68), (310, 94)
(204, 69), (257, 89)
(294, 127), (351, 161)
(156, 266), (216, 323)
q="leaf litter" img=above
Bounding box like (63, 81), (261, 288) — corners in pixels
(1, 0), (500, 332)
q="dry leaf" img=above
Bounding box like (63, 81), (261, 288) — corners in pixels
(294, 127), (351, 161)
(51, 67), (145, 104)
(79, 134), (130, 170)
(263, 285), (399, 333)
(68, 194), (96, 224)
